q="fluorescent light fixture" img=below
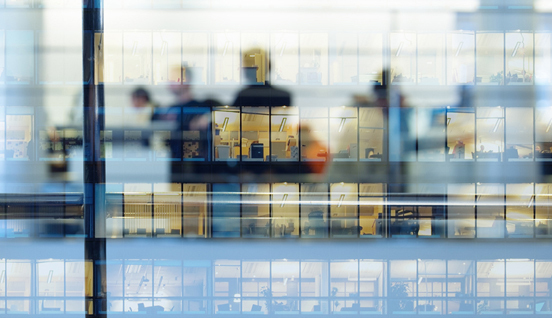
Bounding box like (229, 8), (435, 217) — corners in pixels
(279, 118), (287, 132)
(536, 0), (552, 12)
(222, 117), (229, 132)
(447, 118), (451, 126)
(338, 194), (345, 207)
(281, 193), (288, 207)
(234, 293), (241, 302)
(546, 118), (552, 133)
(132, 41), (138, 56)
(0, 270), (4, 284)
(492, 118), (502, 133)
(280, 42), (287, 57)
(339, 118), (346, 132)
(156, 276), (164, 294)
(455, 42), (463, 57)
(47, 270), (53, 283)
(161, 41), (168, 56)
(395, 41), (404, 57)
(528, 196), (534, 208)
(512, 42), (521, 57)
(418, 276), (423, 285)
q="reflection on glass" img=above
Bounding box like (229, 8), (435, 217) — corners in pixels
(535, 33), (551, 84)
(476, 107), (504, 161)
(271, 33), (299, 85)
(6, 107), (33, 160)
(476, 33), (504, 85)
(153, 260), (182, 314)
(212, 184), (240, 238)
(153, 32), (181, 85)
(330, 106), (357, 161)
(124, 32), (152, 85)
(301, 183), (328, 238)
(241, 33), (269, 85)
(213, 107), (240, 161)
(390, 32), (416, 84)
(418, 184), (446, 237)
(271, 106), (299, 161)
(447, 260), (474, 314)
(389, 184), (418, 237)
(535, 107), (552, 160)
(272, 183), (299, 238)
(0, 30), (4, 84)
(506, 184), (534, 237)
(358, 33), (383, 84)
(448, 184), (475, 238)
(506, 108), (533, 161)
(184, 260), (208, 313)
(299, 33), (328, 85)
(241, 107), (269, 161)
(272, 260), (299, 313)
(7, 260), (31, 299)
(214, 260), (241, 313)
(5, 30), (34, 84)
(37, 260), (64, 298)
(123, 183), (152, 237)
(418, 33), (445, 85)
(476, 184), (505, 238)
(359, 184), (385, 237)
(417, 107), (445, 161)
(300, 107), (328, 162)
(330, 183), (358, 237)
(97, 32), (122, 84)
(506, 32), (533, 85)
(215, 33), (240, 84)
(330, 260), (358, 313)
(447, 32), (475, 84)
(447, 108), (475, 160)
(38, 31), (65, 84)
(106, 183), (123, 238)
(389, 260), (416, 314)
(182, 33), (208, 85)
(536, 184), (552, 237)
(477, 260), (505, 314)
(153, 183), (181, 237)
(241, 184), (270, 238)
(329, 33), (357, 85)
(359, 107), (385, 161)
(418, 260), (446, 314)
(360, 260), (384, 314)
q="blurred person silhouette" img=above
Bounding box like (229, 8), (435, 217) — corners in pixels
(154, 67), (211, 182)
(233, 47), (291, 107)
(129, 87), (157, 126)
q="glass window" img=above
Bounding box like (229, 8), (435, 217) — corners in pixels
(418, 184), (446, 238)
(214, 106), (240, 161)
(106, 183), (124, 238)
(97, 32), (123, 84)
(476, 107), (504, 161)
(359, 184), (386, 237)
(329, 33), (357, 85)
(38, 31), (65, 84)
(476, 184), (505, 238)
(535, 33), (551, 85)
(447, 32), (475, 84)
(271, 106), (299, 161)
(330, 183), (358, 238)
(447, 260), (475, 314)
(0, 30), (4, 85)
(66, 260), (90, 297)
(388, 107), (416, 162)
(271, 32), (299, 85)
(272, 183), (299, 238)
(300, 261), (328, 313)
(389, 260), (416, 314)
(301, 183), (328, 238)
(6, 260), (30, 300)
(536, 184), (552, 237)
(183, 260), (208, 313)
(358, 33), (383, 85)
(389, 184), (418, 237)
(330, 260), (358, 313)
(123, 183), (152, 237)
(506, 184), (534, 237)
(5, 30), (34, 84)
(536, 261), (552, 297)
(183, 106), (211, 161)
(214, 260), (241, 313)
(417, 107), (446, 161)
(153, 183), (181, 237)
(418, 33), (445, 85)
(182, 33), (208, 85)
(418, 260), (446, 314)
(359, 260), (384, 314)
(505, 108), (533, 161)
(476, 33), (504, 85)
(212, 183), (240, 238)
(241, 184), (270, 238)
(330, 106), (357, 161)
(215, 33), (240, 85)
(390, 32), (416, 84)
(37, 260), (64, 300)
(241, 33), (269, 85)
(153, 32), (181, 85)
(272, 260), (299, 303)
(448, 184), (476, 238)
(241, 260), (269, 314)
(153, 260), (182, 313)
(535, 107), (552, 160)
(505, 32), (533, 85)
(506, 260), (534, 304)
(241, 107), (269, 161)
(299, 33), (328, 85)
(477, 260), (505, 314)
(359, 107), (385, 161)
(300, 107), (328, 162)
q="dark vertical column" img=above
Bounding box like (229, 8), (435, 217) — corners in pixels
(83, 0), (106, 317)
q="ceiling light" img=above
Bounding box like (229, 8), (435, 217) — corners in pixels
(339, 118), (346, 132)
(396, 41), (404, 57)
(222, 117), (229, 132)
(512, 42), (521, 57)
(281, 194), (288, 207)
(455, 42), (463, 57)
(47, 270), (53, 284)
(338, 194), (345, 207)
(279, 118), (287, 132)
